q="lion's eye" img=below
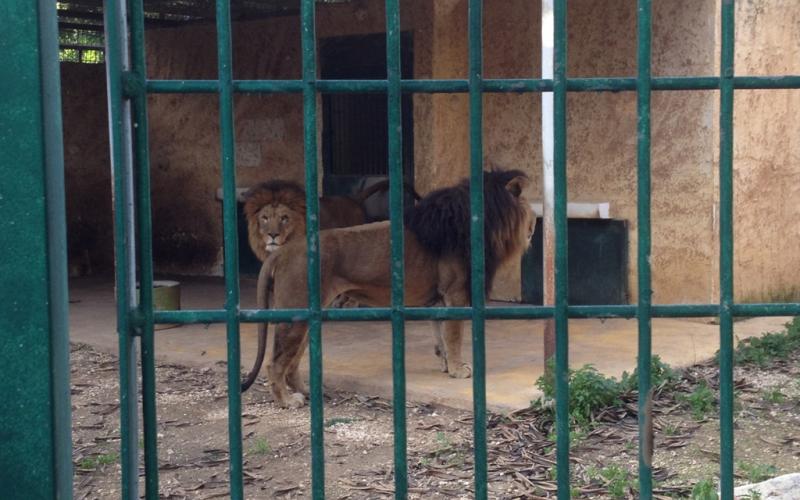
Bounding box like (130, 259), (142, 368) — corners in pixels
(261, 215), (269, 222)
(280, 215), (289, 224)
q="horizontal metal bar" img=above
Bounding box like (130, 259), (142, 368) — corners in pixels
(151, 303), (800, 326)
(142, 75), (800, 95)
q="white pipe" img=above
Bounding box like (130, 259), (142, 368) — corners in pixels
(541, 0), (555, 306)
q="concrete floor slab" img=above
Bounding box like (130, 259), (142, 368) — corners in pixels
(68, 276), (792, 412)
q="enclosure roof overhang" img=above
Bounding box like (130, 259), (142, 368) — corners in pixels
(57, 0), (352, 32)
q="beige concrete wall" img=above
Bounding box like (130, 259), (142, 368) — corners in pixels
(732, 0), (800, 301)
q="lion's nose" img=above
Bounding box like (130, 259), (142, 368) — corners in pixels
(268, 232), (279, 239)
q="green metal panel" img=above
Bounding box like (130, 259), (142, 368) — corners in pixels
(0, 1), (72, 498)
(521, 219), (629, 305)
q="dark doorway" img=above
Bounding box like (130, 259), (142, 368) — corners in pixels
(320, 32), (415, 221)
(521, 219), (629, 305)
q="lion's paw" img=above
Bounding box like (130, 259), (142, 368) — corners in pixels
(287, 392), (306, 409)
(449, 363), (472, 379)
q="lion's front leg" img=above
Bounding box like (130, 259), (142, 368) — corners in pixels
(442, 319), (472, 379)
(431, 321), (448, 373)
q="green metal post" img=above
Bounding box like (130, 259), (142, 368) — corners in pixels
(636, 0), (654, 497)
(128, 0), (159, 496)
(719, 1), (735, 498)
(552, 0), (570, 497)
(214, 0), (244, 498)
(103, 0), (140, 497)
(0, 1), (72, 498)
(385, 0), (408, 498)
(300, 1), (326, 497)
(467, 1), (488, 498)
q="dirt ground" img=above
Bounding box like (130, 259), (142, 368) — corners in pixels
(71, 340), (800, 499)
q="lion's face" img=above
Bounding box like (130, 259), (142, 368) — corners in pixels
(255, 204), (304, 254)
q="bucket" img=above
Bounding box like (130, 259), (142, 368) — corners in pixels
(137, 280), (181, 331)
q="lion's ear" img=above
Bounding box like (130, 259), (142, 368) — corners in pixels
(505, 175), (530, 198)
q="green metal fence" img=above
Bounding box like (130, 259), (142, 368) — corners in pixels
(102, 0), (800, 499)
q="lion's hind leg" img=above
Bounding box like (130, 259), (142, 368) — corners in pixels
(268, 321), (309, 408)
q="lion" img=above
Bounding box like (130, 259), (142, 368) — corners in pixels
(243, 178), (421, 262)
(240, 169), (535, 408)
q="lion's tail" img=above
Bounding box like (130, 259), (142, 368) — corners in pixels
(240, 255), (276, 392)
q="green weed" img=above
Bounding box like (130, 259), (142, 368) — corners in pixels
(691, 479), (718, 500)
(78, 452), (119, 469)
(681, 382), (716, 421)
(737, 461), (777, 484)
(249, 437), (272, 456)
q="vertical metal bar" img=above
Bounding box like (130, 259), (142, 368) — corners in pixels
(467, 1), (488, 498)
(214, 1), (243, 498)
(39, 0), (74, 495)
(128, 0), (158, 497)
(718, 1), (735, 498)
(636, 0), (653, 497)
(540, 0), (557, 368)
(553, 0), (570, 497)
(300, 1), (325, 497)
(385, 0), (407, 498)
(103, 1), (139, 498)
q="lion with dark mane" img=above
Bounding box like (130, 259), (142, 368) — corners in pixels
(241, 169), (534, 408)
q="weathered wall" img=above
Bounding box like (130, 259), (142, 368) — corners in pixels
(731, 0), (800, 301)
(61, 62), (113, 277)
(422, 0), (719, 303)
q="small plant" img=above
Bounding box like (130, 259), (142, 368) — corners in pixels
(663, 423), (680, 436)
(681, 382), (716, 421)
(430, 431), (465, 467)
(737, 461), (777, 483)
(78, 452), (119, 469)
(249, 437), (272, 456)
(324, 416), (357, 428)
(762, 388), (787, 404)
(691, 478), (718, 500)
(620, 355), (680, 392)
(740, 489), (763, 500)
(535, 360), (622, 427)
(546, 428), (586, 449)
(721, 317), (800, 367)
(587, 464), (637, 499)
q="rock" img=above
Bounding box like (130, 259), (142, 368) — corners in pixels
(733, 473), (800, 499)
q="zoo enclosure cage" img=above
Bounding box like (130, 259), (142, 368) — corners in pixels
(58, 0), (800, 499)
